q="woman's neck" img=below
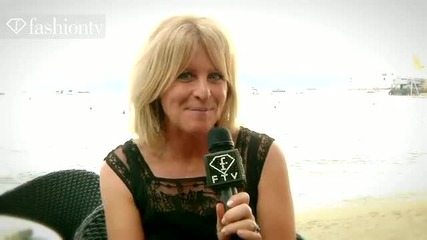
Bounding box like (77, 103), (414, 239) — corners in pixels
(160, 128), (210, 163)
(139, 126), (240, 178)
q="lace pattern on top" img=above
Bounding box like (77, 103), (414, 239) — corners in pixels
(104, 126), (275, 239)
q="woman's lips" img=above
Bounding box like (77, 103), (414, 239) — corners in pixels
(187, 107), (212, 111)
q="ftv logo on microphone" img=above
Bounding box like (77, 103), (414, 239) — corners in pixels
(209, 153), (238, 183)
(204, 149), (245, 188)
(1, 15), (105, 39)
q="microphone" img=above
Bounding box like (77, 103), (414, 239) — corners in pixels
(204, 127), (246, 211)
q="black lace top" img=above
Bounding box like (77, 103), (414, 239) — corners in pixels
(104, 126), (274, 240)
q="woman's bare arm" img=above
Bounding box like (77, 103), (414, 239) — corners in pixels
(99, 149), (145, 240)
(257, 141), (296, 239)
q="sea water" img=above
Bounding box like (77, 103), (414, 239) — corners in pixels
(1, 90), (426, 211)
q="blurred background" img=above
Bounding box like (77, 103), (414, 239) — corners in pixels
(1, 0), (427, 214)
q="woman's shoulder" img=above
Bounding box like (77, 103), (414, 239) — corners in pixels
(236, 126), (275, 146)
(103, 139), (135, 165)
(101, 139), (138, 190)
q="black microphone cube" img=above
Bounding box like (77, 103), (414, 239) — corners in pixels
(204, 149), (246, 189)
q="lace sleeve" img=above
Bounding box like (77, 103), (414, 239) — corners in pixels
(104, 145), (133, 193)
(244, 128), (275, 218)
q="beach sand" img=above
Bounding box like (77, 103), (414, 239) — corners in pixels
(295, 192), (427, 240)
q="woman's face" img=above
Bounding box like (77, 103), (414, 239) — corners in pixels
(160, 44), (228, 135)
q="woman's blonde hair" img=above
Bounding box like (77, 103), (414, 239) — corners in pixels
(129, 15), (240, 148)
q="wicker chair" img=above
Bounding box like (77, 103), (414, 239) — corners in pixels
(73, 204), (107, 240)
(73, 205), (305, 240)
(0, 169), (102, 240)
(72, 206), (306, 240)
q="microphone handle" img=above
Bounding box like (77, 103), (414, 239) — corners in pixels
(220, 187), (237, 211)
(220, 187), (241, 240)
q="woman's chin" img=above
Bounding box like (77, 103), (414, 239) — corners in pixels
(184, 122), (216, 135)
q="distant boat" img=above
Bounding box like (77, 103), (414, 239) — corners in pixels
(271, 89), (286, 93)
(55, 90), (91, 95)
(388, 77), (426, 96)
(250, 87), (259, 95)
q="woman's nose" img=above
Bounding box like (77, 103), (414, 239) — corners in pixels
(193, 77), (211, 100)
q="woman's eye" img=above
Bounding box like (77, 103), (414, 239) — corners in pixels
(177, 72), (193, 81)
(177, 72), (223, 82)
(209, 73), (224, 81)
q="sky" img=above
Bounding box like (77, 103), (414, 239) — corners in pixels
(0, 0), (426, 94)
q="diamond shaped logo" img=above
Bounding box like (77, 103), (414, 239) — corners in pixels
(6, 18), (27, 34)
(209, 154), (235, 175)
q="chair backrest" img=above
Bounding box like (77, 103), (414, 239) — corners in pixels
(73, 204), (107, 240)
(0, 169), (102, 240)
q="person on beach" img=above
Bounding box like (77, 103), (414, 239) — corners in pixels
(99, 15), (296, 240)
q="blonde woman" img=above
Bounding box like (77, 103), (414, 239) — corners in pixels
(99, 15), (296, 240)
